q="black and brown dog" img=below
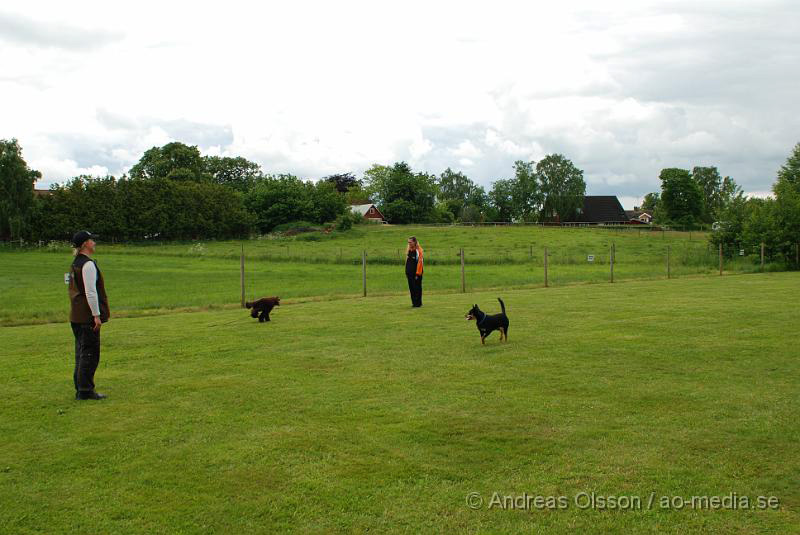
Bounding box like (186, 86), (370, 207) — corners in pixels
(465, 298), (509, 345)
(246, 296), (280, 322)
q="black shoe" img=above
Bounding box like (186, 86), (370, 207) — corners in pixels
(77, 391), (107, 400)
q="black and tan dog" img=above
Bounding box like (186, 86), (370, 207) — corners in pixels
(246, 296), (280, 322)
(465, 298), (509, 345)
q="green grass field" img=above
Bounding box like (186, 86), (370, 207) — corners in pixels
(1, 272), (798, 534)
(1, 225), (779, 326)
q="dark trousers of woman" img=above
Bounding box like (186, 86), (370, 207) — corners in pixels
(407, 274), (423, 307)
(71, 322), (100, 397)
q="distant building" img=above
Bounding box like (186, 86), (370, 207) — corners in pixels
(568, 196), (629, 225)
(625, 206), (654, 224)
(350, 203), (386, 223)
(34, 188), (53, 197)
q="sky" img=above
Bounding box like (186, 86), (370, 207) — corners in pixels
(1, 0), (798, 209)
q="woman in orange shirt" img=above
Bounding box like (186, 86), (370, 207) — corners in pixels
(405, 236), (423, 307)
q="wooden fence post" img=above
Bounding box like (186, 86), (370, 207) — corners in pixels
(240, 244), (245, 308)
(610, 243), (615, 283)
(667, 245), (670, 279)
(761, 242), (765, 272)
(460, 248), (465, 293)
(544, 247), (548, 288)
(362, 250), (367, 297)
(719, 243), (723, 276)
(796, 243), (799, 268)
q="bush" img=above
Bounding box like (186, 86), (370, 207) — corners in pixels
(29, 176), (252, 242)
(272, 221), (319, 232)
(335, 210), (363, 231)
(244, 175), (347, 233)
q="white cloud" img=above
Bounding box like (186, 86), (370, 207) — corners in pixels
(1, 0), (797, 199)
(450, 140), (482, 158)
(35, 157), (109, 182)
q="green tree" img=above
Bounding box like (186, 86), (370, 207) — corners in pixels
(436, 168), (473, 219)
(344, 184), (371, 205)
(463, 184), (490, 222)
(741, 198), (781, 258)
(362, 164), (392, 206)
(510, 160), (542, 222)
(641, 192), (660, 212)
(718, 176), (744, 216)
(129, 142), (209, 182)
(659, 168), (704, 228)
(168, 180), (252, 239)
(709, 194), (750, 252)
(691, 166), (742, 223)
(488, 179), (515, 222)
(30, 175), (252, 242)
(116, 177), (173, 240)
(324, 172), (361, 194)
(308, 180), (347, 224)
(245, 175), (314, 233)
(203, 155), (262, 192)
(378, 162), (437, 224)
(0, 139), (40, 240)
(435, 168), (490, 221)
(711, 143), (800, 263)
(771, 143), (800, 260)
(691, 166), (721, 222)
(81, 176), (125, 240)
(537, 154), (586, 222)
(776, 142), (800, 193)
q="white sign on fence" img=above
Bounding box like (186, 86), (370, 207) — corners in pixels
(587, 255), (595, 263)
(739, 249), (745, 256)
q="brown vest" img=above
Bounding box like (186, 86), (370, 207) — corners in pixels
(68, 254), (110, 323)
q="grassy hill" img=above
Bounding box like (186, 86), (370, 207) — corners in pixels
(0, 274), (798, 534)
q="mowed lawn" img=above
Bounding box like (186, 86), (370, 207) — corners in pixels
(0, 274), (798, 534)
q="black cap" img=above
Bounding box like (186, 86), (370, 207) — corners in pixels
(72, 230), (98, 248)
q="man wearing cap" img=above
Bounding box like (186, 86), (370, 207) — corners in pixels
(68, 231), (110, 400)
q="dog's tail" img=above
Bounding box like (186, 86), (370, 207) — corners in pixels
(498, 297), (506, 315)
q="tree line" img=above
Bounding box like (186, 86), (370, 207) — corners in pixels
(640, 166), (743, 228)
(0, 139), (589, 241)
(709, 144), (800, 262)
(2, 137), (797, 252)
(354, 154), (587, 224)
(634, 144), (800, 262)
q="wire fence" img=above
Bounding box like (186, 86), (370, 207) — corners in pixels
(2, 235), (797, 310)
(238, 241), (800, 304)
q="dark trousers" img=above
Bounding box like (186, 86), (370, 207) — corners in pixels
(71, 322), (100, 395)
(407, 274), (423, 307)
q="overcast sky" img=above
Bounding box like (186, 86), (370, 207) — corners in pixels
(2, 0), (798, 208)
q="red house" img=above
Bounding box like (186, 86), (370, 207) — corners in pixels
(350, 204), (386, 223)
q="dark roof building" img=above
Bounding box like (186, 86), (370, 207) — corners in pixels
(571, 196), (629, 224)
